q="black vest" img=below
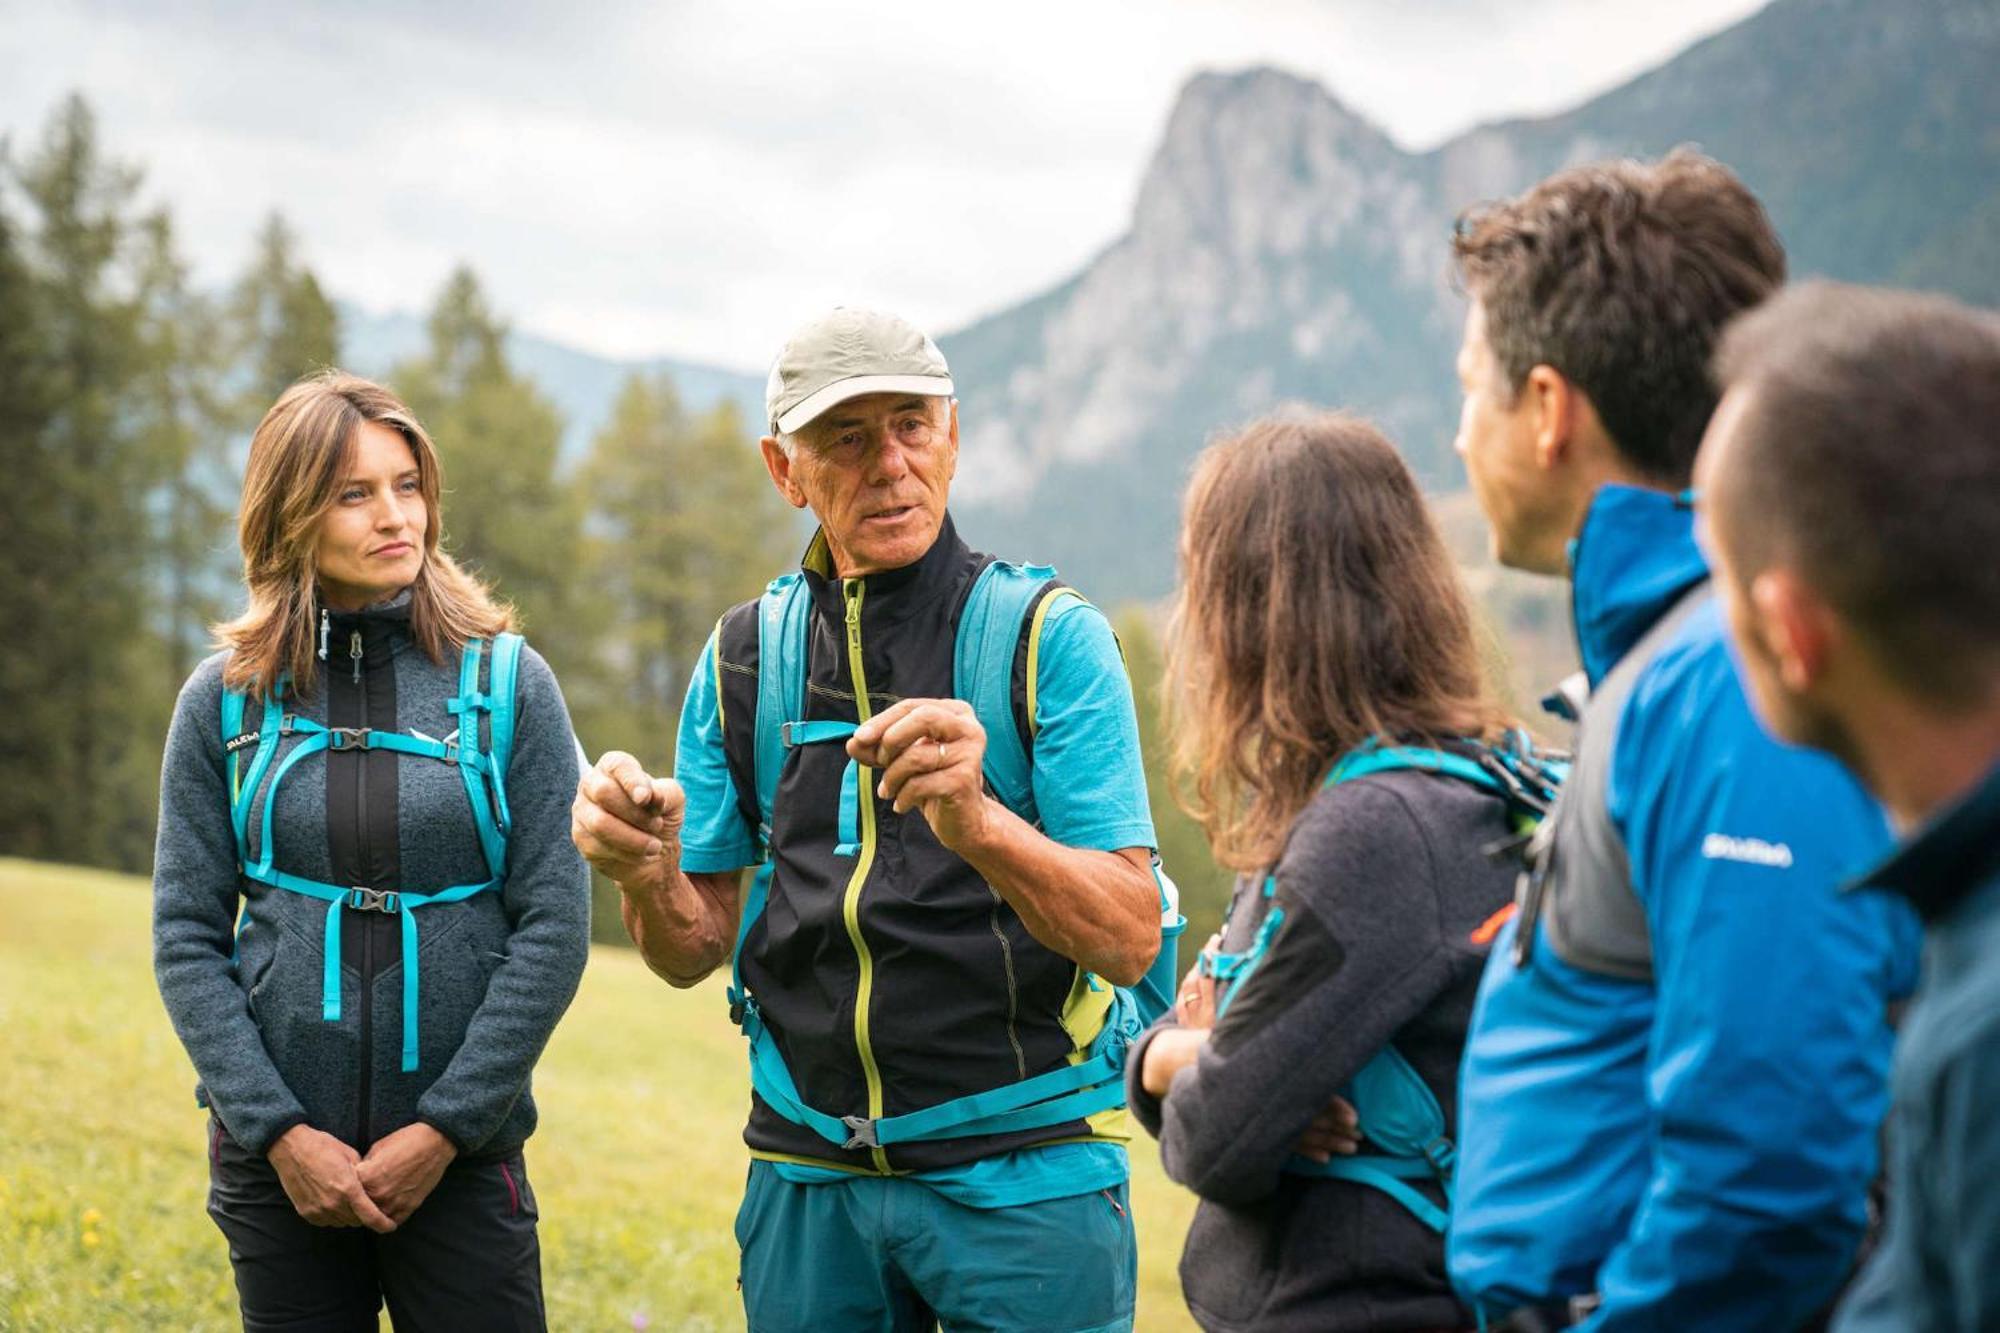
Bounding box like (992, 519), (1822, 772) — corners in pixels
(714, 516), (1123, 1173)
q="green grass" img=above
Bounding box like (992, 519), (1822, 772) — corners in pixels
(0, 857), (1199, 1331)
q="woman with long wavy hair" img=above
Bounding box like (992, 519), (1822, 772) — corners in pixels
(1127, 411), (1542, 1331)
(152, 371), (590, 1330)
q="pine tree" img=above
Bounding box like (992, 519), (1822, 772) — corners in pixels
(391, 267), (586, 673)
(0, 94), (159, 868)
(230, 212), (339, 407)
(133, 210), (232, 691)
(0, 163), (61, 863)
(572, 371), (794, 766)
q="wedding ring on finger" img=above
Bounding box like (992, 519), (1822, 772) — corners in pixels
(935, 738), (950, 767)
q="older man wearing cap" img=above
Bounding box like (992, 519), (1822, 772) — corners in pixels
(572, 308), (1164, 1332)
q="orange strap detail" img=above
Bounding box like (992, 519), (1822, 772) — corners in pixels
(1470, 902), (1518, 947)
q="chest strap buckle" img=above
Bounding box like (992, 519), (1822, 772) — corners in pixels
(347, 887), (401, 913)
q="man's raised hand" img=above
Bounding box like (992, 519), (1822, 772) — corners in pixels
(847, 698), (992, 852)
(571, 750), (685, 890)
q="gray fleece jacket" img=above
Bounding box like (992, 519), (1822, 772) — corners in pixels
(1127, 768), (1517, 1333)
(152, 602), (590, 1159)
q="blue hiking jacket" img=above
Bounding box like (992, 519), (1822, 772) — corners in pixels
(1448, 485), (1922, 1329)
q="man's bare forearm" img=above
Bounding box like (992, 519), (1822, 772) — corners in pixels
(954, 803), (1158, 986)
(617, 851), (743, 987)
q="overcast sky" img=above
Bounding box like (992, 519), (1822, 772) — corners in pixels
(2, 0), (1766, 369)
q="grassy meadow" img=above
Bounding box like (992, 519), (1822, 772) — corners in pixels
(0, 858), (1200, 1331)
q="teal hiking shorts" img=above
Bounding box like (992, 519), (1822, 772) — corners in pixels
(734, 1161), (1137, 1333)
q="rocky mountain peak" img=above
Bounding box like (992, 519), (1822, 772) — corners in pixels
(942, 0), (1999, 603)
(1132, 66), (1411, 259)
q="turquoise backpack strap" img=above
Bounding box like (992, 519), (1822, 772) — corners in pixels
(952, 559), (1190, 1026)
(447, 637), (509, 879)
(952, 560), (1067, 823)
(1205, 875), (1284, 1021)
(224, 676), (288, 868)
(368, 630), (519, 1072)
(1327, 739), (1507, 794)
(743, 984), (1143, 1151)
(751, 574), (813, 845)
(731, 575), (813, 1021)
(1284, 1046), (1455, 1233)
(221, 685), (251, 862)
(484, 631), (524, 842)
(1290, 1151), (1452, 1232)
(224, 641), (519, 1076)
(220, 677), (284, 966)
(955, 566), (1183, 1026)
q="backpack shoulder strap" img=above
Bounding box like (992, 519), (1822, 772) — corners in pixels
(711, 603), (765, 848)
(221, 675), (287, 869)
(751, 572), (812, 840)
(1326, 733), (1570, 826)
(1327, 740), (1507, 794)
(220, 684), (250, 864)
(730, 573), (811, 1022)
(448, 637), (509, 879)
(1023, 580), (1092, 741)
(953, 559), (1072, 822)
(485, 631), (525, 826)
(221, 684), (247, 744)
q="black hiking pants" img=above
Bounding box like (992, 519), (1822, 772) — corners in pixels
(206, 1119), (546, 1332)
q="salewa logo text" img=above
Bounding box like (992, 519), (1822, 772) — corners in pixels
(1701, 833), (1795, 868)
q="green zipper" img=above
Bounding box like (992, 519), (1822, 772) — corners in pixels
(840, 578), (891, 1172)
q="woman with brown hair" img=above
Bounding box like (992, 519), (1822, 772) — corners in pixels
(152, 371), (590, 1330)
(1126, 411), (1553, 1331)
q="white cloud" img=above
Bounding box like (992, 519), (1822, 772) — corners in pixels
(0, 0), (1767, 368)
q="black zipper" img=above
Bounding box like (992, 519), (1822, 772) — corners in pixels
(351, 628), (374, 1147)
(986, 889), (1027, 1079)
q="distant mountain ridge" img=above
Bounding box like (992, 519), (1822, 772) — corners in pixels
(943, 0), (2000, 600)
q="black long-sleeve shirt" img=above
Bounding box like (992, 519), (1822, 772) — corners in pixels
(1127, 768), (1516, 1332)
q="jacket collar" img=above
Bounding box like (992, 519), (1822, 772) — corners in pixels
(1854, 758), (2000, 923)
(319, 586), (414, 662)
(1567, 484), (1711, 687)
(800, 511), (971, 624)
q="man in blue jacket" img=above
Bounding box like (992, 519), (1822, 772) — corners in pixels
(1696, 282), (2000, 1331)
(1443, 152), (1922, 1329)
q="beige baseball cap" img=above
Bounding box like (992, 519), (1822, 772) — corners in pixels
(764, 307), (954, 435)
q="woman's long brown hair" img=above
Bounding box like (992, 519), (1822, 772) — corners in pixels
(1165, 411), (1510, 871)
(215, 371), (512, 700)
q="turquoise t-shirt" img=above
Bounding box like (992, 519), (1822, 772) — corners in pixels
(674, 593), (1157, 1207)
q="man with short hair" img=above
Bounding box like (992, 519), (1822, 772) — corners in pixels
(1441, 152), (1922, 1329)
(1696, 281), (2000, 1331)
(571, 308), (1163, 1332)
